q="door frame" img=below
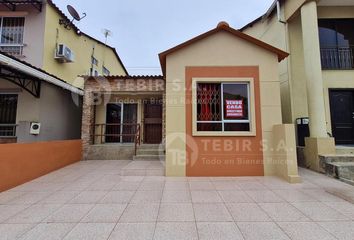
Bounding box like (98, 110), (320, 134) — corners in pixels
(329, 88), (354, 145)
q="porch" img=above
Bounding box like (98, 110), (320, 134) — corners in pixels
(82, 75), (165, 160)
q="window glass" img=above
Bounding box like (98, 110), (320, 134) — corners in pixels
(196, 82), (250, 132)
(0, 17), (25, 55)
(0, 94), (18, 136)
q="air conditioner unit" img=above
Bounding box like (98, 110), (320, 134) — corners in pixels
(54, 44), (75, 63)
(30, 122), (41, 135)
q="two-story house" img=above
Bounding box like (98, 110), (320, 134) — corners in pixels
(0, 0), (127, 143)
(241, 0), (354, 175)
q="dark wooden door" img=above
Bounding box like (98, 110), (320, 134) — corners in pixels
(329, 90), (354, 144)
(144, 101), (162, 144)
(122, 104), (138, 143)
(106, 103), (122, 143)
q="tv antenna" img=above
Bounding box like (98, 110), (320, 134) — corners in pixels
(59, 5), (87, 30)
(102, 29), (113, 45)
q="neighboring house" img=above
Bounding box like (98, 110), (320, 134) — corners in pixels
(82, 22), (300, 182)
(241, 0), (354, 172)
(0, 0), (127, 143)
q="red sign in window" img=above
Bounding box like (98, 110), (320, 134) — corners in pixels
(225, 100), (244, 118)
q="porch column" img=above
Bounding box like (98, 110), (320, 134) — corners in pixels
(82, 90), (95, 160)
(300, 1), (327, 138)
(301, 1), (335, 172)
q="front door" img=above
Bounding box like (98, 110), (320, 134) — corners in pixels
(106, 103), (122, 143)
(144, 101), (163, 144)
(329, 90), (354, 144)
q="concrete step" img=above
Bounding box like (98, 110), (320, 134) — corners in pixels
(133, 155), (165, 161)
(137, 144), (161, 150)
(136, 148), (165, 155)
(320, 154), (354, 167)
(325, 162), (354, 182)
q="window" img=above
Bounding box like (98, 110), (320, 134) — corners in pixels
(102, 66), (110, 76)
(318, 19), (354, 69)
(0, 94), (18, 137)
(193, 79), (255, 136)
(0, 17), (25, 56)
(91, 56), (98, 66)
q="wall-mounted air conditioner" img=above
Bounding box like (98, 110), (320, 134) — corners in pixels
(54, 44), (75, 63)
(30, 122), (41, 135)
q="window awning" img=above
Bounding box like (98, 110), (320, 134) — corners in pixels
(0, 0), (43, 12)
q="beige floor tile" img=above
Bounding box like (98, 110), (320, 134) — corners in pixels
(9, 192), (52, 205)
(164, 181), (189, 191)
(323, 201), (354, 220)
(236, 181), (267, 190)
(212, 181), (241, 190)
(100, 191), (135, 204)
(6, 204), (62, 224)
(119, 204), (159, 222)
(194, 203), (233, 222)
(69, 191), (108, 204)
(278, 222), (336, 240)
(40, 191), (80, 204)
(81, 204), (127, 223)
(158, 203), (194, 222)
(109, 223), (155, 240)
(197, 222), (244, 240)
(237, 222), (290, 240)
(189, 181), (215, 190)
(191, 191), (223, 203)
(273, 190), (317, 202)
(245, 190), (284, 203)
(63, 223), (115, 240)
(131, 191), (163, 203)
(0, 205), (30, 223)
(292, 202), (350, 221)
(218, 190), (254, 203)
(0, 191), (26, 204)
(138, 181), (164, 191)
(44, 204), (94, 223)
(161, 190), (191, 203)
(154, 222), (198, 240)
(0, 223), (33, 240)
(317, 221), (354, 240)
(227, 203), (270, 222)
(19, 223), (75, 240)
(259, 203), (310, 222)
(113, 181), (141, 191)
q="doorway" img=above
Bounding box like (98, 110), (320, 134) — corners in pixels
(144, 100), (163, 144)
(106, 103), (138, 143)
(329, 90), (354, 145)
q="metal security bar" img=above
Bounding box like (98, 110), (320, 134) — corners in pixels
(0, 124), (17, 137)
(320, 46), (354, 70)
(0, 17), (25, 56)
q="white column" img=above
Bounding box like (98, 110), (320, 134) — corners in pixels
(301, 1), (328, 138)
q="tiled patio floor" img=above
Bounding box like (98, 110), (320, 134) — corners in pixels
(1, 160), (354, 240)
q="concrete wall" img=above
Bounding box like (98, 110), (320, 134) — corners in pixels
(0, 5), (46, 68)
(243, 3), (354, 137)
(165, 30), (283, 176)
(0, 140), (81, 192)
(0, 79), (82, 142)
(42, 3), (126, 88)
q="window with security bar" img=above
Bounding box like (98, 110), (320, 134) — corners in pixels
(0, 17), (25, 56)
(0, 94), (18, 137)
(196, 82), (250, 132)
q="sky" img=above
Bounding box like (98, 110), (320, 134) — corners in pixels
(53, 0), (274, 75)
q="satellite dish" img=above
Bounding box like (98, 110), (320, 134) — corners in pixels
(102, 29), (113, 38)
(67, 5), (81, 21)
(59, 5), (87, 30)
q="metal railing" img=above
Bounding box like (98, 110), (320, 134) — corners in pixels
(320, 46), (354, 70)
(0, 44), (24, 56)
(92, 123), (141, 155)
(0, 124), (17, 137)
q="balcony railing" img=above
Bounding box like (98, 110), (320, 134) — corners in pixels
(320, 46), (354, 70)
(0, 44), (24, 56)
(0, 124), (17, 137)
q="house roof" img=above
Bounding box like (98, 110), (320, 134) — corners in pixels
(83, 75), (164, 80)
(47, 0), (128, 75)
(159, 21), (289, 76)
(0, 51), (84, 95)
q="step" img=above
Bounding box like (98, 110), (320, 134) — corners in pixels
(319, 155), (354, 169)
(323, 161), (354, 185)
(136, 144), (162, 150)
(133, 155), (165, 161)
(137, 148), (165, 155)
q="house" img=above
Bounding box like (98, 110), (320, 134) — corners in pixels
(0, 0), (127, 143)
(82, 22), (301, 182)
(241, 0), (354, 174)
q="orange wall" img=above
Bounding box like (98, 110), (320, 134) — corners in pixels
(185, 66), (264, 176)
(0, 140), (82, 192)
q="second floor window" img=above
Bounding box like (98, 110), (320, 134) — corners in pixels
(102, 66), (110, 76)
(0, 17), (25, 56)
(319, 19), (354, 69)
(91, 56), (98, 66)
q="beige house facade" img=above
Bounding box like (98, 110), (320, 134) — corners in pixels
(242, 0), (354, 171)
